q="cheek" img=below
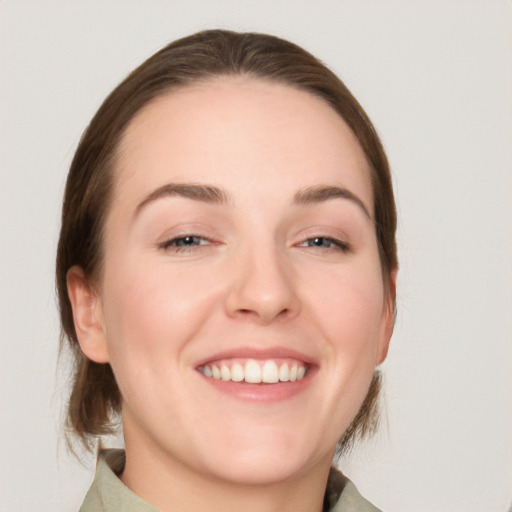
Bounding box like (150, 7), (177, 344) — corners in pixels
(100, 259), (223, 361)
(97, 260), (223, 418)
(303, 258), (386, 367)
(311, 258), (384, 326)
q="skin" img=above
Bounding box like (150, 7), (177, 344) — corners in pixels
(68, 77), (396, 512)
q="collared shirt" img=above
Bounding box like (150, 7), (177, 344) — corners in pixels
(80, 449), (382, 512)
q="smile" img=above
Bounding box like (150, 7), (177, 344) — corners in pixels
(199, 358), (308, 384)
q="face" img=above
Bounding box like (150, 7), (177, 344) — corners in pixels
(70, 77), (395, 485)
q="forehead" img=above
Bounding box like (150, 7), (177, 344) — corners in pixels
(113, 76), (373, 209)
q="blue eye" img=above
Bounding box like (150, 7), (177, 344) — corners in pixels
(173, 236), (204, 247)
(307, 237), (333, 248)
(159, 235), (209, 252)
(300, 237), (349, 252)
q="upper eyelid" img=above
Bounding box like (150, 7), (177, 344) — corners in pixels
(156, 225), (220, 243)
(293, 227), (350, 243)
(154, 223), (352, 246)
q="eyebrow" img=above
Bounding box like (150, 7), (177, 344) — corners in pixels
(135, 183), (229, 216)
(294, 185), (372, 219)
(134, 182), (372, 220)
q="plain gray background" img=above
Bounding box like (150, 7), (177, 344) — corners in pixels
(1, 1), (511, 511)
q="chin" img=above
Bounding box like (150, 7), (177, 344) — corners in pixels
(207, 453), (313, 486)
(193, 428), (329, 486)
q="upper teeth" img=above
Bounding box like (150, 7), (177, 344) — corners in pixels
(200, 359), (307, 383)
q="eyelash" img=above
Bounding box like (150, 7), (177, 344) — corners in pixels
(158, 235), (211, 253)
(297, 236), (350, 253)
(158, 235), (350, 254)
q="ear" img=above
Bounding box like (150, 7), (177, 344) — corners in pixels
(66, 266), (110, 363)
(376, 267), (397, 366)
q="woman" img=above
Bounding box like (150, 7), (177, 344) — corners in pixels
(57, 29), (397, 512)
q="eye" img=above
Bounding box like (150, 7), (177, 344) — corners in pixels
(298, 237), (349, 252)
(159, 235), (211, 252)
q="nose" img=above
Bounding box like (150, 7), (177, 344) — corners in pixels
(224, 246), (301, 325)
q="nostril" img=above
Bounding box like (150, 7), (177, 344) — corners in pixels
(225, 268), (301, 323)
(236, 307), (290, 317)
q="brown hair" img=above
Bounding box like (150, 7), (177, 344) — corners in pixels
(56, 29), (397, 452)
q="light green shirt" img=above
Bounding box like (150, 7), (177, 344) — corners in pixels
(80, 449), (382, 512)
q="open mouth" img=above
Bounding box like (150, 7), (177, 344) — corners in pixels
(198, 358), (309, 384)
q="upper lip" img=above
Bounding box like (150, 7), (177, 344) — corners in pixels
(194, 346), (318, 368)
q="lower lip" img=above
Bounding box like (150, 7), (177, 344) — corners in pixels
(198, 370), (316, 403)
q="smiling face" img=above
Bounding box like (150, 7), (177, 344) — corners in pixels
(68, 77), (395, 488)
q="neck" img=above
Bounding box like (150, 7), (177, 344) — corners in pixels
(120, 434), (332, 512)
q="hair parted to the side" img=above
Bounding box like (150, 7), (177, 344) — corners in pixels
(56, 29), (397, 454)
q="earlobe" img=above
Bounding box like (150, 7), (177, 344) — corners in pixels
(66, 266), (110, 363)
(376, 267), (398, 366)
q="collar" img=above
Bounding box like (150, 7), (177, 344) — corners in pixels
(80, 449), (381, 512)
